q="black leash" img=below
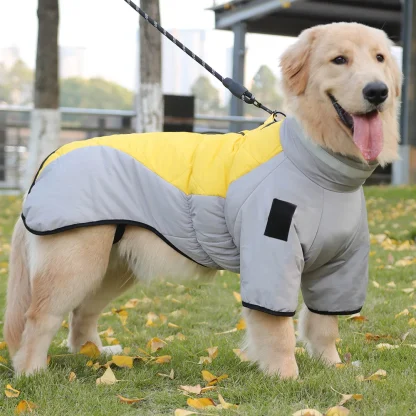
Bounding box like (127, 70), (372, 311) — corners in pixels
(123, 0), (285, 118)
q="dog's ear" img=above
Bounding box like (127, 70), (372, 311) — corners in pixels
(280, 28), (318, 95)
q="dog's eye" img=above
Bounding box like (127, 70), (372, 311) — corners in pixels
(332, 56), (348, 65)
(376, 54), (385, 63)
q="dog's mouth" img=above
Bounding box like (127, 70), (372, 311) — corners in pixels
(328, 94), (383, 162)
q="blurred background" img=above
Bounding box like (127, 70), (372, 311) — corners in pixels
(0, 0), (414, 190)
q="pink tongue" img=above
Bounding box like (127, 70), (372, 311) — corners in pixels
(352, 112), (383, 161)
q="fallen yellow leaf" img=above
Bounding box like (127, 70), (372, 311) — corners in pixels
(218, 393), (238, 409)
(376, 343), (399, 350)
(325, 406), (350, 416)
(236, 318), (246, 330)
(201, 370), (228, 386)
(114, 309), (128, 326)
(99, 327), (114, 337)
(233, 348), (249, 362)
(105, 337), (120, 346)
(157, 368), (175, 379)
(112, 355), (134, 368)
(361, 369), (387, 381)
(5, 384), (20, 398)
(174, 410), (197, 416)
(338, 393), (363, 406)
(233, 291), (242, 302)
(295, 347), (306, 355)
(168, 322), (180, 328)
(68, 372), (77, 382)
(402, 288), (415, 294)
(293, 409), (323, 416)
(346, 313), (368, 322)
(0, 356), (7, 364)
(154, 355), (171, 364)
(198, 356), (212, 365)
(215, 328), (238, 335)
(176, 333), (187, 341)
(179, 384), (202, 394)
(387, 281), (397, 288)
(187, 397), (216, 409)
(147, 337), (166, 353)
(408, 318), (416, 327)
(207, 346), (218, 359)
(372, 280), (380, 288)
(395, 308), (410, 318)
(0, 341), (6, 350)
(123, 298), (140, 309)
(14, 400), (37, 414)
(80, 341), (100, 359)
(116, 395), (144, 404)
(96, 367), (117, 385)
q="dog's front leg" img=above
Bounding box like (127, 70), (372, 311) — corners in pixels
(298, 304), (341, 364)
(243, 308), (298, 379)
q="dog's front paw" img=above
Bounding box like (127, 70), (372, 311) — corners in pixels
(101, 345), (123, 355)
(259, 356), (299, 379)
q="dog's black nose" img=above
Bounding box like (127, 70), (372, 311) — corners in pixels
(363, 82), (388, 105)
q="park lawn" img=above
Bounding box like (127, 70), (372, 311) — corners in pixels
(0, 187), (415, 416)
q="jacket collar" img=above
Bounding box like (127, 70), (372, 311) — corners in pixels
(280, 117), (379, 192)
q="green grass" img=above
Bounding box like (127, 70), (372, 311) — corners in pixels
(0, 187), (416, 416)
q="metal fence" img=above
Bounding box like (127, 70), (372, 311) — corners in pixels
(0, 106), (266, 190)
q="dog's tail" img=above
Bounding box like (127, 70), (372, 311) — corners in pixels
(3, 217), (31, 357)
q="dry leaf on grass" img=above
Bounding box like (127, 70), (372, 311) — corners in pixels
(114, 309), (128, 326)
(395, 309), (410, 318)
(233, 291), (242, 302)
(168, 322), (180, 328)
(155, 355), (171, 364)
(147, 337), (166, 353)
(187, 397), (216, 409)
(376, 343), (399, 350)
(99, 327), (114, 337)
(117, 395), (144, 405)
(358, 369), (387, 382)
(111, 355), (134, 368)
(96, 367), (117, 385)
(336, 392), (363, 406)
(198, 356), (212, 365)
(387, 281), (397, 288)
(346, 313), (368, 322)
(218, 394), (238, 409)
(201, 370), (228, 386)
(365, 333), (392, 341)
(408, 318), (416, 327)
(0, 356), (7, 364)
(158, 369), (175, 379)
(15, 400), (37, 414)
(236, 318), (246, 330)
(174, 410), (198, 416)
(293, 409), (323, 416)
(0, 341), (7, 350)
(326, 406), (350, 416)
(68, 372), (77, 382)
(207, 346), (218, 359)
(233, 348), (249, 362)
(80, 341), (100, 359)
(402, 288), (415, 294)
(179, 384), (202, 395)
(5, 384), (20, 398)
(123, 298), (140, 309)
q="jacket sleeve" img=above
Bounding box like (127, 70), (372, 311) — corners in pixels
(239, 196), (304, 316)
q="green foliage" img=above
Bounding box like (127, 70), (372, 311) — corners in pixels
(245, 65), (283, 117)
(60, 77), (134, 110)
(191, 75), (224, 115)
(0, 60), (34, 105)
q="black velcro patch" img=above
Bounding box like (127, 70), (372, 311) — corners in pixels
(264, 198), (297, 241)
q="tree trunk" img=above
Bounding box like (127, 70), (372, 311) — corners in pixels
(136, 0), (163, 133)
(23, 0), (60, 190)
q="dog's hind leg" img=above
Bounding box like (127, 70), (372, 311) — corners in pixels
(243, 308), (299, 379)
(67, 251), (134, 353)
(4, 218), (31, 357)
(298, 303), (341, 364)
(12, 225), (114, 376)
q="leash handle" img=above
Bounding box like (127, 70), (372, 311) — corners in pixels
(123, 0), (282, 117)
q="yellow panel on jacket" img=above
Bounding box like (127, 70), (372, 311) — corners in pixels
(37, 115), (283, 198)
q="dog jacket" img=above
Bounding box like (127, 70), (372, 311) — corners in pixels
(22, 116), (378, 316)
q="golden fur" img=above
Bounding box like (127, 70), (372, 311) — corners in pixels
(4, 22), (402, 377)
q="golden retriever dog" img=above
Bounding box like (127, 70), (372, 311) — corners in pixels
(4, 22), (402, 378)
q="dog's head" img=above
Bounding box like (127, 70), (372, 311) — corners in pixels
(280, 22), (402, 165)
